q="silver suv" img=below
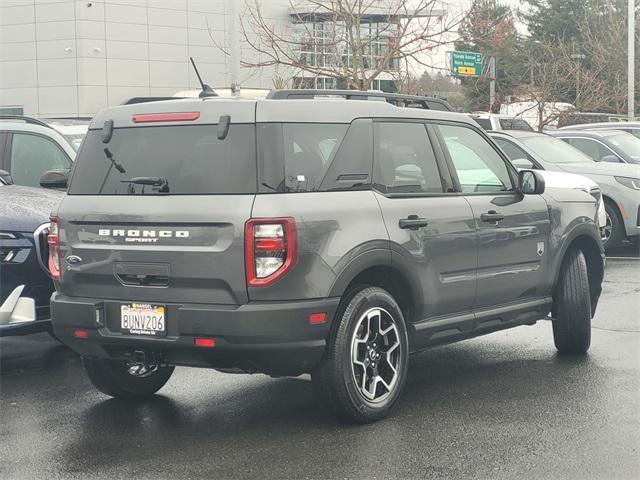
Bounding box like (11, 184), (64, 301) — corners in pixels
(47, 91), (604, 423)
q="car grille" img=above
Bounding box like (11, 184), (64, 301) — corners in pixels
(0, 246), (19, 263)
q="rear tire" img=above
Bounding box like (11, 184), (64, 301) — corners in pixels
(603, 200), (624, 251)
(82, 357), (174, 399)
(312, 286), (409, 424)
(552, 248), (591, 354)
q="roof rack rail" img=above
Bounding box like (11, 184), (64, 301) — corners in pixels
(0, 115), (53, 129)
(266, 89), (454, 112)
(121, 96), (187, 105)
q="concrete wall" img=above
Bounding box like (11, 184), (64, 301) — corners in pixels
(0, 0), (289, 117)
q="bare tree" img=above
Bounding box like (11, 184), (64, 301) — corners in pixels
(215, 0), (462, 90)
(517, 27), (630, 131)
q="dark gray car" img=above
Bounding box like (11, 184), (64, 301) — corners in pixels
(47, 94), (604, 423)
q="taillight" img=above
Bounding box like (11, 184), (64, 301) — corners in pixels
(48, 216), (61, 280)
(245, 218), (297, 287)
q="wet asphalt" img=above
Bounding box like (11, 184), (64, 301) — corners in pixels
(1, 244), (638, 480)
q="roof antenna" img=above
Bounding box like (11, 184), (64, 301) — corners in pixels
(190, 57), (218, 98)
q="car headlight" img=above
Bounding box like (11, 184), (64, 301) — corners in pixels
(0, 232), (18, 239)
(615, 176), (640, 190)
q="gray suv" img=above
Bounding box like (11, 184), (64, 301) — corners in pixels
(48, 93), (604, 423)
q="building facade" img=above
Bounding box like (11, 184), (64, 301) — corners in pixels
(0, 0), (411, 117)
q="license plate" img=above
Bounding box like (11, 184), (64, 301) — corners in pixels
(120, 303), (166, 337)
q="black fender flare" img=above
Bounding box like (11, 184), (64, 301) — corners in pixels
(327, 245), (424, 319)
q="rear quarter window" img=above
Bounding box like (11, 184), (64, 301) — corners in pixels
(258, 121), (372, 193)
(68, 124), (256, 195)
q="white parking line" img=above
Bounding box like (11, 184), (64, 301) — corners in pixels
(607, 256), (640, 260)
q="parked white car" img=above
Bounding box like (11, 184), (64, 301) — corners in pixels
(536, 170), (607, 230)
(469, 112), (534, 132)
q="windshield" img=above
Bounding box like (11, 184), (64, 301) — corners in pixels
(606, 133), (640, 162)
(521, 136), (595, 164)
(63, 133), (86, 151)
(69, 124), (256, 195)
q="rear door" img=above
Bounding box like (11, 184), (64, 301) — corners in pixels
(372, 120), (478, 320)
(434, 123), (551, 309)
(58, 104), (256, 305)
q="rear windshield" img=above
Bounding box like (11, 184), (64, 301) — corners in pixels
(68, 124), (256, 195)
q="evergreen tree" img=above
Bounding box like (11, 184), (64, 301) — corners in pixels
(455, 0), (521, 111)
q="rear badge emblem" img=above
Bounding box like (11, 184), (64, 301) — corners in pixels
(537, 242), (545, 257)
(65, 255), (83, 265)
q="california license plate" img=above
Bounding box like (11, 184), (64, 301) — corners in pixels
(120, 303), (166, 337)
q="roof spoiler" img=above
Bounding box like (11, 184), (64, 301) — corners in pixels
(121, 97), (188, 105)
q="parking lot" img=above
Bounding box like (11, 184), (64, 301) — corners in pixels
(0, 244), (637, 480)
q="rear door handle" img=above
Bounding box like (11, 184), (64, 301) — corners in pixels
(480, 211), (505, 223)
(399, 215), (429, 230)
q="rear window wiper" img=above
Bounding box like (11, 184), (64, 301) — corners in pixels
(103, 147), (126, 173)
(120, 177), (170, 193)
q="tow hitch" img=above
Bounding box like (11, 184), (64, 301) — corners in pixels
(125, 350), (163, 377)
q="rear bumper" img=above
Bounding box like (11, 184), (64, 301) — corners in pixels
(51, 293), (340, 375)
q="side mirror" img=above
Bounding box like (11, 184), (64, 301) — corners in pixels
(0, 169), (13, 185)
(518, 170), (545, 195)
(512, 158), (534, 170)
(601, 154), (619, 163)
(39, 169), (70, 189)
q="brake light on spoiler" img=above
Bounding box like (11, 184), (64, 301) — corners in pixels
(245, 218), (297, 287)
(131, 112), (200, 123)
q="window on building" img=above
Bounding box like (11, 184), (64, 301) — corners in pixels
(291, 16), (400, 76)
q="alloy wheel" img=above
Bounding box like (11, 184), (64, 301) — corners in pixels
(350, 307), (402, 404)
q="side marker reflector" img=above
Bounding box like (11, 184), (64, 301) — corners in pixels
(194, 338), (216, 348)
(309, 312), (327, 325)
(73, 329), (89, 339)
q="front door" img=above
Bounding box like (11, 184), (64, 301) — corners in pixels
(435, 123), (551, 309)
(372, 121), (478, 321)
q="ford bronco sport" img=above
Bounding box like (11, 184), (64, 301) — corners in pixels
(48, 91), (604, 423)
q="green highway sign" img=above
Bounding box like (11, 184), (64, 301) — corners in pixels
(450, 51), (483, 77)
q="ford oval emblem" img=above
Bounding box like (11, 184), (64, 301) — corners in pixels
(65, 255), (83, 265)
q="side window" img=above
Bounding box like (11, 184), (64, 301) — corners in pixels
(436, 124), (513, 194)
(319, 119), (372, 191)
(493, 137), (531, 162)
(283, 123), (347, 192)
(564, 138), (618, 162)
(0, 132), (7, 166)
(10, 133), (71, 188)
(373, 122), (443, 194)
